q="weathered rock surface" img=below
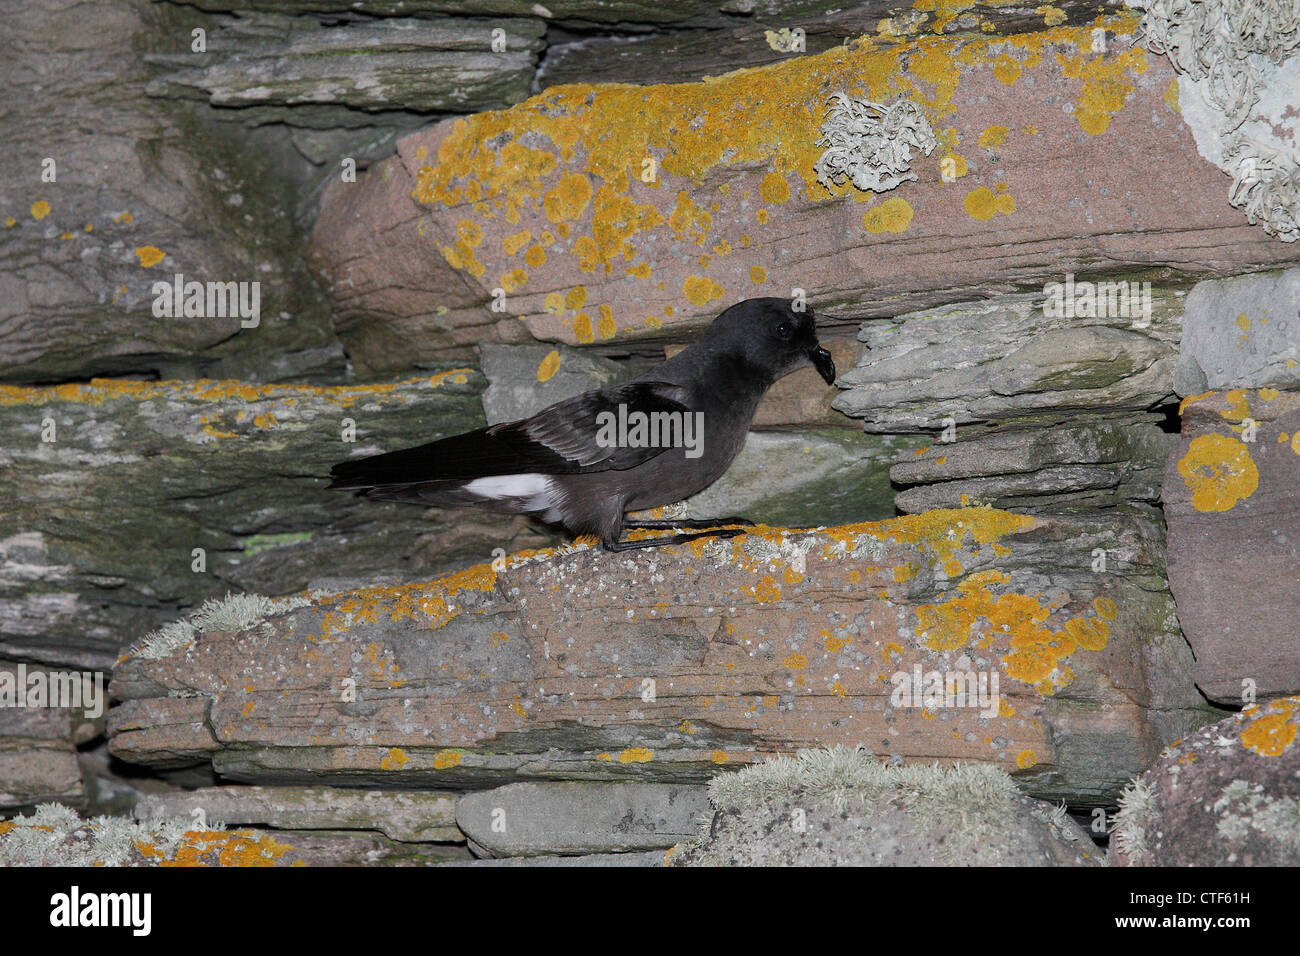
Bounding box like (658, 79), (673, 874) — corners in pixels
(444, 849), (664, 866)
(1162, 389), (1300, 704)
(146, 14), (546, 122)
(0, 371), (550, 670)
(1111, 697), (1300, 866)
(0, 708), (85, 811)
(890, 415), (1176, 513)
(456, 781), (708, 856)
(682, 429), (919, 527)
(308, 12), (1300, 374)
(539, 1), (1108, 89)
(833, 289), (1183, 431)
(480, 342), (629, 425)
(136, 785), (461, 842)
(0, 0), (344, 384)
(0, 803), (466, 865)
(110, 509), (1215, 802)
(1173, 267), (1300, 395)
(672, 748), (1102, 866)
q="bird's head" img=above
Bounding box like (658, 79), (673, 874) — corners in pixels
(705, 297), (836, 386)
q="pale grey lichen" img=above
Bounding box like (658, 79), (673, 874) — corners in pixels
(1111, 777), (1156, 859)
(124, 591), (312, 660)
(1130, 0), (1300, 241)
(699, 746), (1072, 865)
(814, 95), (937, 193)
(1212, 778), (1300, 849)
(0, 803), (194, 867)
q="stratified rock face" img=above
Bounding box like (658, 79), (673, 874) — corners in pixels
(456, 782), (709, 856)
(479, 343), (628, 425)
(1173, 268), (1300, 395)
(1111, 697), (1300, 866)
(0, 802), (464, 866)
(834, 290), (1182, 431)
(671, 748), (1102, 866)
(0, 0), (343, 384)
(308, 10), (1300, 374)
(0, 371), (530, 670)
(135, 785), (461, 843)
(1162, 389), (1300, 704)
(0, 664), (89, 810)
(109, 510), (1212, 802)
(834, 290), (1182, 513)
(146, 15), (546, 121)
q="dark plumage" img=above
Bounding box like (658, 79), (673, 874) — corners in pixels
(329, 297), (838, 551)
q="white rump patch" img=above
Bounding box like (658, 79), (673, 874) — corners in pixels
(463, 473), (552, 510)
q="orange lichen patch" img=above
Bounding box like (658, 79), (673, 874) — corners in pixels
(910, 564), (1104, 695)
(964, 186), (996, 220)
(668, 191), (712, 244)
(572, 311), (594, 343)
(537, 349), (561, 382)
(1177, 390), (1215, 416)
(1063, 615), (1109, 651)
(1016, 749), (1037, 769)
(783, 653), (807, 669)
(1176, 433), (1258, 512)
(683, 274), (724, 306)
(432, 749), (464, 769)
(750, 265), (766, 283)
(711, 750), (729, 764)
(380, 747), (410, 770)
(138, 830), (293, 867)
(1093, 596), (1118, 621)
(134, 245), (165, 267)
(759, 171), (791, 205)
(882, 641), (904, 663)
(114, 211), (133, 224)
(626, 261), (652, 278)
(1239, 698), (1299, 757)
(1057, 43), (1148, 135)
(977, 125), (1009, 148)
(565, 285), (587, 310)
(410, 14), (1138, 306)
(863, 196), (914, 233)
(31, 200), (51, 220)
(542, 172), (593, 223)
(618, 747), (653, 763)
(963, 185), (1015, 220)
(500, 267), (528, 292)
(1035, 4), (1067, 26)
(992, 53), (1022, 85)
(596, 304), (617, 339)
(750, 575), (781, 603)
(502, 229), (532, 256)
(1219, 388), (1252, 422)
(0, 371), (473, 411)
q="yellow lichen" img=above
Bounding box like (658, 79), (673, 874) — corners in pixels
(135, 246), (165, 268)
(1176, 433), (1258, 512)
(1239, 698), (1298, 757)
(863, 196), (915, 233)
(537, 350), (561, 382)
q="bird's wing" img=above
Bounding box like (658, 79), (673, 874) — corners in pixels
(328, 380), (691, 489)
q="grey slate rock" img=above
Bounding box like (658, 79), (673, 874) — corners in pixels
(1173, 268), (1300, 395)
(455, 781), (710, 856)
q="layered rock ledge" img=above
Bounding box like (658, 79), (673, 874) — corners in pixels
(110, 509), (1214, 802)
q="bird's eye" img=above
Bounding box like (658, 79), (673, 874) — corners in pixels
(777, 321), (792, 339)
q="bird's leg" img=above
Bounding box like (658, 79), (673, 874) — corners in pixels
(622, 517), (755, 530)
(603, 528), (746, 552)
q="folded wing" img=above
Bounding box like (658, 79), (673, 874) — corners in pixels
(328, 381), (690, 496)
